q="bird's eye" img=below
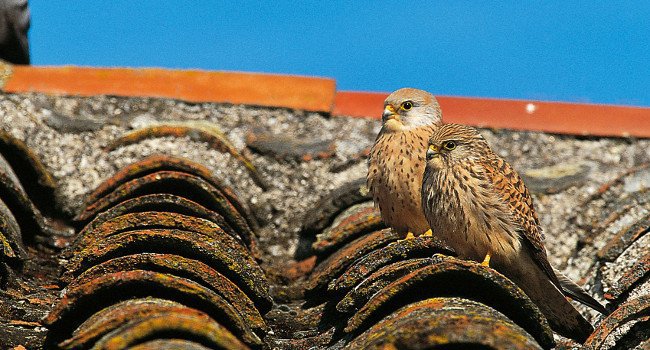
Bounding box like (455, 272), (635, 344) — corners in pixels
(443, 141), (457, 151)
(401, 101), (413, 110)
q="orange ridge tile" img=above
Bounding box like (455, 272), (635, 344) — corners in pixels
(2, 65), (336, 113)
(334, 91), (650, 138)
(2, 64), (648, 138)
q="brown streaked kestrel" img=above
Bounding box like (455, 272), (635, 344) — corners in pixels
(421, 123), (608, 343)
(367, 88), (442, 238)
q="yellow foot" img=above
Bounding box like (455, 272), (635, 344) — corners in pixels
(421, 229), (433, 237)
(481, 253), (491, 267)
(397, 232), (416, 242)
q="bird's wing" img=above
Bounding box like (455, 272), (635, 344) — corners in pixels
(482, 155), (561, 288)
(554, 268), (610, 314)
(366, 131), (384, 191)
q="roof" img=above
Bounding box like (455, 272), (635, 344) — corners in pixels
(0, 66), (648, 349)
(1, 63), (650, 138)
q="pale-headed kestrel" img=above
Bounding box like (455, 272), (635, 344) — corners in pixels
(421, 123), (609, 343)
(367, 88), (442, 238)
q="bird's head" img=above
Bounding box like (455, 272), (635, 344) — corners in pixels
(382, 88), (442, 132)
(425, 123), (488, 170)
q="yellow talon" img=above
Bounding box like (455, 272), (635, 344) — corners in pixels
(481, 253), (491, 267)
(397, 232), (416, 242)
(421, 229), (433, 237)
(397, 231), (415, 242)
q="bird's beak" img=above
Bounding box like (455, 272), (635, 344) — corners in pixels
(382, 104), (400, 122)
(426, 144), (440, 160)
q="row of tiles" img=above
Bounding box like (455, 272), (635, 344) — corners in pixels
(46, 155), (270, 349)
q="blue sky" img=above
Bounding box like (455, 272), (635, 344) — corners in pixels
(30, 2), (650, 106)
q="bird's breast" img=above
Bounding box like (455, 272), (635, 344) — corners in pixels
(424, 165), (521, 262)
(368, 128), (434, 233)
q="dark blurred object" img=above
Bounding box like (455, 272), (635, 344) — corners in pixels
(0, 0), (29, 64)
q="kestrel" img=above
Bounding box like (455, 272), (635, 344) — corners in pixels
(367, 88), (442, 238)
(421, 123), (608, 343)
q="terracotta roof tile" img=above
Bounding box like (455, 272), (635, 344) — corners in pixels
(2, 65), (336, 112)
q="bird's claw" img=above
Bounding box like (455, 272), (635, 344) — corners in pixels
(481, 253), (491, 267)
(397, 232), (416, 242)
(421, 229), (433, 237)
